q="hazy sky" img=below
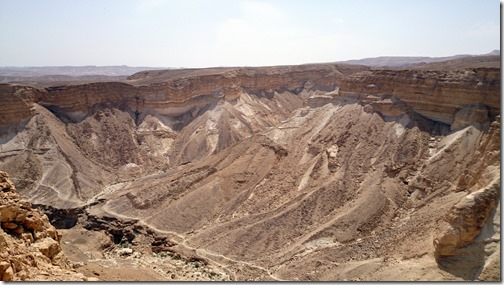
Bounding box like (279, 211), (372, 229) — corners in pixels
(0, 0), (500, 67)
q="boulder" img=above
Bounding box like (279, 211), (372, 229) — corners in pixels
(33, 237), (61, 260)
(2, 265), (14, 281)
(2, 222), (18, 229)
(117, 247), (133, 256)
(434, 178), (500, 258)
(22, 212), (46, 232)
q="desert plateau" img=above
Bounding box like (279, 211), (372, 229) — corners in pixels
(0, 50), (500, 281)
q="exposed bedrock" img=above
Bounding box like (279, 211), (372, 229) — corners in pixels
(433, 178), (500, 258)
(0, 65), (499, 129)
(338, 68), (500, 125)
(450, 103), (490, 131)
(0, 84), (39, 126)
(0, 171), (88, 281)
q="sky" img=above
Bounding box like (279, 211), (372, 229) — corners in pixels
(0, 0), (500, 67)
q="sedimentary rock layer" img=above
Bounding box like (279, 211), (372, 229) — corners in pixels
(339, 68), (500, 125)
(1, 65), (499, 128)
(0, 85), (38, 126)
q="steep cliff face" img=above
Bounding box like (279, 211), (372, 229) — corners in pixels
(1, 65), (498, 130)
(8, 64), (348, 126)
(130, 66), (499, 128)
(0, 84), (38, 126)
(338, 68), (500, 126)
(0, 171), (90, 281)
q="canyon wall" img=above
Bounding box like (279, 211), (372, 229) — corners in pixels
(339, 68), (500, 125)
(1, 65), (499, 129)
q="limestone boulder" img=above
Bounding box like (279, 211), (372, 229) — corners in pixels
(33, 237), (61, 260)
(434, 178), (500, 258)
(22, 211), (47, 232)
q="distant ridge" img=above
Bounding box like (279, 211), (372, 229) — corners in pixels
(1, 50), (499, 83)
(338, 50), (500, 68)
(487, 49), (500, 56)
(0, 65), (167, 77)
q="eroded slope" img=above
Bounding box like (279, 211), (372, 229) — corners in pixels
(101, 101), (500, 281)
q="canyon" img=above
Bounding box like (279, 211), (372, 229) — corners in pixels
(0, 55), (500, 281)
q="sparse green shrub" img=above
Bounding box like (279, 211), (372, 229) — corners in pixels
(119, 241), (130, 248)
(208, 272), (218, 279)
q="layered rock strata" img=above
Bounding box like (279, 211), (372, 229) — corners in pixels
(1, 65), (499, 130)
(0, 85), (38, 126)
(338, 68), (500, 126)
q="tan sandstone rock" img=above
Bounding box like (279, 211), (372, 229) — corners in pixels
(450, 103), (490, 131)
(0, 171), (86, 281)
(434, 178), (500, 258)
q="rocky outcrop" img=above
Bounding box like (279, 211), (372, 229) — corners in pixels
(433, 178), (500, 258)
(0, 171), (89, 281)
